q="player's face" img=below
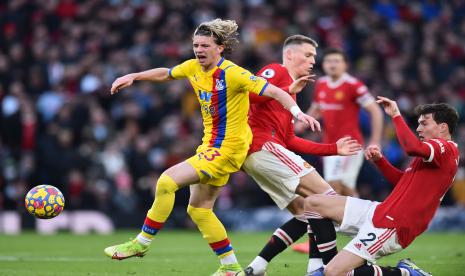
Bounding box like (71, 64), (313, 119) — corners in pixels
(417, 114), (440, 141)
(193, 35), (224, 70)
(289, 44), (317, 78)
(322, 53), (347, 78)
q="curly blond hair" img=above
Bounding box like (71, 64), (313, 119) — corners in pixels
(193, 18), (239, 56)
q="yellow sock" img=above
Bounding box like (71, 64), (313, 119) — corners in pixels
(187, 205), (237, 264)
(147, 173), (178, 222)
(137, 174), (178, 245)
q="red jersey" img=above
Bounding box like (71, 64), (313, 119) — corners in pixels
(372, 116), (459, 248)
(248, 63), (337, 156)
(313, 73), (374, 144)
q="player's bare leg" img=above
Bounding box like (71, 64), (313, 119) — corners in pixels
(304, 194), (345, 223)
(323, 250), (366, 276)
(328, 180), (358, 197)
(295, 171), (337, 196)
(189, 184), (242, 276)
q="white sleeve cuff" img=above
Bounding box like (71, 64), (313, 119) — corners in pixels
(422, 142), (434, 162)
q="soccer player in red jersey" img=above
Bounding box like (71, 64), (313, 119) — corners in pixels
(237, 35), (362, 276)
(306, 48), (383, 197)
(305, 97), (459, 276)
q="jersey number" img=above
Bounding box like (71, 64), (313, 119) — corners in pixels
(198, 149), (221, 161)
(201, 104), (216, 116)
(360, 233), (376, 246)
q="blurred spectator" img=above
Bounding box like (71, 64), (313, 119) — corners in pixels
(0, 0), (464, 218)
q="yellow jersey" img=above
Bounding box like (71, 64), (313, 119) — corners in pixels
(169, 57), (268, 149)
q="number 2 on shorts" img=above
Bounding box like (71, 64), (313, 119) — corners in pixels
(360, 232), (377, 246)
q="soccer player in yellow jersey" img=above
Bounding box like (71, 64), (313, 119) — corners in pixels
(104, 18), (319, 275)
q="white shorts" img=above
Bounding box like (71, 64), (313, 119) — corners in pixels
(242, 142), (315, 209)
(340, 197), (403, 263)
(323, 150), (364, 189)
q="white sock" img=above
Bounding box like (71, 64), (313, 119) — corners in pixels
(307, 258), (324, 273)
(136, 233), (152, 246)
(399, 268), (410, 276)
(220, 252), (238, 265)
(249, 256), (268, 274)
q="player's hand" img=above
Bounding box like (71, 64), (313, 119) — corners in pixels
(376, 96), (401, 118)
(110, 74), (137, 95)
(336, 137), (362, 156)
(365, 144), (383, 161)
(296, 112), (321, 132)
(294, 120), (306, 134)
(289, 75), (316, 94)
(367, 141), (382, 151)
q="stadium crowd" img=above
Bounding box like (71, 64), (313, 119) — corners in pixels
(1, 0), (465, 224)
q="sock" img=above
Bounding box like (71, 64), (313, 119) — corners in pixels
(350, 264), (404, 275)
(307, 226), (323, 273)
(137, 217), (163, 246)
(187, 205), (237, 265)
(306, 214), (337, 265)
(306, 188), (338, 265)
(258, 217), (307, 262)
(136, 174), (178, 245)
(248, 256), (268, 274)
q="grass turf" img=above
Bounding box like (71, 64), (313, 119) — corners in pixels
(0, 231), (464, 275)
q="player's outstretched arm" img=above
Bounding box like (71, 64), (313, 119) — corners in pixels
(262, 83), (321, 131)
(286, 127), (361, 156)
(376, 96), (431, 159)
(110, 68), (171, 95)
(249, 75), (315, 104)
(365, 144), (403, 186)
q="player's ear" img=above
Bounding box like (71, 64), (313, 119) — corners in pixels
(439, 122), (448, 134)
(284, 47), (292, 61)
(217, 45), (225, 55)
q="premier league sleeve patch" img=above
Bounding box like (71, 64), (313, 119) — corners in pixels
(261, 68), (275, 79)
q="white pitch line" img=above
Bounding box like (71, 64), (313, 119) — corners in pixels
(0, 256), (180, 263)
(0, 256), (102, 262)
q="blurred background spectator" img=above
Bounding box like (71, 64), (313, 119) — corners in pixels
(1, 0), (464, 228)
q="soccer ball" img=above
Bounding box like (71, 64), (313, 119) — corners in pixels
(24, 185), (65, 219)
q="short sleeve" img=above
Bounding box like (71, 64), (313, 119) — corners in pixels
(257, 64), (281, 86)
(230, 66), (268, 95)
(354, 81), (375, 107)
(168, 59), (196, 80)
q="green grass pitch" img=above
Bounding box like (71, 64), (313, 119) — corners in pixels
(1, 231), (464, 275)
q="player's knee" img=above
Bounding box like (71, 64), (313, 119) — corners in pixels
(324, 263), (343, 276)
(304, 194), (326, 212)
(155, 174), (179, 196)
(287, 198), (305, 215)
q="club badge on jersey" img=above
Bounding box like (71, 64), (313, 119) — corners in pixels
(215, 79), (225, 90)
